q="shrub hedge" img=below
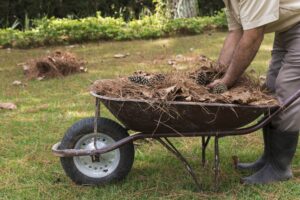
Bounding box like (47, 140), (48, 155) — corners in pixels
(0, 11), (227, 48)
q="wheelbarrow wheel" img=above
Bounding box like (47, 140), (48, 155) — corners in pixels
(59, 117), (134, 185)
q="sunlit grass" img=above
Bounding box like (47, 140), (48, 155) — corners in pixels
(0, 32), (299, 200)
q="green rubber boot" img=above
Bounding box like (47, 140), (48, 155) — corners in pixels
(237, 125), (270, 171)
(241, 129), (299, 184)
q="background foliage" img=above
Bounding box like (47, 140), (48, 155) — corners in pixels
(0, 0), (224, 29)
(0, 0), (154, 29)
(0, 11), (227, 48)
(198, 0), (224, 16)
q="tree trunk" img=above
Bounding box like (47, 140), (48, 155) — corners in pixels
(168, 0), (199, 18)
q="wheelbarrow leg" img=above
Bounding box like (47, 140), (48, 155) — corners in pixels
(156, 137), (202, 191)
(93, 97), (101, 150)
(201, 136), (211, 167)
(214, 136), (220, 191)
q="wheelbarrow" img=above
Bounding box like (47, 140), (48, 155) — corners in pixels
(52, 89), (300, 190)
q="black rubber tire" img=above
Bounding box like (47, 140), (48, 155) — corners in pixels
(59, 117), (134, 185)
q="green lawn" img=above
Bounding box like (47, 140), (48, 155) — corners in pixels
(0, 32), (299, 200)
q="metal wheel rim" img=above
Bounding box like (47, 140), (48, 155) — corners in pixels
(73, 133), (120, 178)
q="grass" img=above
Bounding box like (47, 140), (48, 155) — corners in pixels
(0, 32), (299, 200)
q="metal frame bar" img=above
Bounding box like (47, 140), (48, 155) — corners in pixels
(93, 98), (101, 150)
(201, 136), (211, 167)
(214, 136), (220, 190)
(156, 138), (202, 191)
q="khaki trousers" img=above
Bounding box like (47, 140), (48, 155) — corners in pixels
(266, 23), (300, 132)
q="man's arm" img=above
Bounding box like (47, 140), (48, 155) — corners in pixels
(210, 27), (265, 88)
(218, 29), (243, 68)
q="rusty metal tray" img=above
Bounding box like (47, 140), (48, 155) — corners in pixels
(99, 94), (277, 134)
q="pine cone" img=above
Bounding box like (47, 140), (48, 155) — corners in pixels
(128, 75), (150, 85)
(154, 74), (165, 82)
(196, 72), (208, 85)
(212, 83), (228, 94)
(149, 74), (165, 84)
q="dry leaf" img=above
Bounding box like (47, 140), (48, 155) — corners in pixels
(12, 80), (23, 86)
(0, 103), (17, 110)
(48, 56), (56, 63)
(114, 54), (127, 58)
(175, 54), (184, 60)
(164, 85), (177, 94)
(185, 96), (192, 101)
(229, 91), (255, 104)
(142, 91), (153, 98)
(22, 64), (30, 72)
(17, 62), (25, 66)
(167, 60), (175, 65)
(160, 85), (178, 100)
(80, 67), (88, 72)
(37, 76), (45, 81)
(66, 45), (75, 49)
(173, 65), (188, 70)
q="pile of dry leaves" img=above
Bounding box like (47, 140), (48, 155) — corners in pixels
(22, 51), (87, 80)
(90, 55), (278, 106)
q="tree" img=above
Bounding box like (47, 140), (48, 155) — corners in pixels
(169, 0), (199, 18)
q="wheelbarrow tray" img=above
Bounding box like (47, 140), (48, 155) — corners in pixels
(97, 94), (278, 134)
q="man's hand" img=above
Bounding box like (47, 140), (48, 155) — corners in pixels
(207, 79), (225, 89)
(207, 79), (228, 94)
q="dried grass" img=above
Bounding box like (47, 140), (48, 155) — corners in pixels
(23, 51), (87, 80)
(90, 55), (278, 106)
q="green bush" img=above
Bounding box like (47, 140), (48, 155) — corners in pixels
(0, 11), (227, 48)
(0, 0), (155, 29)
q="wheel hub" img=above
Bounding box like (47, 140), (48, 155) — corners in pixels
(73, 133), (120, 178)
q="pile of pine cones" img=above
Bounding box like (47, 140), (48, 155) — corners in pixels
(128, 71), (165, 86)
(128, 69), (228, 94)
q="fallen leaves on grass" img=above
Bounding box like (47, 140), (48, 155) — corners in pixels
(12, 80), (27, 87)
(114, 53), (130, 58)
(0, 103), (17, 110)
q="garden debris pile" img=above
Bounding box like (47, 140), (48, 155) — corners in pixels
(23, 51), (87, 80)
(91, 55), (278, 106)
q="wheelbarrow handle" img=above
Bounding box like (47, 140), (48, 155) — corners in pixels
(281, 88), (300, 109)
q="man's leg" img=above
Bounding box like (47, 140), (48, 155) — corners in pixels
(237, 33), (286, 171)
(272, 27), (300, 132)
(242, 24), (300, 184)
(266, 33), (286, 94)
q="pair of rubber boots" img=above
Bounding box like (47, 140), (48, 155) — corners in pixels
(238, 124), (299, 184)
